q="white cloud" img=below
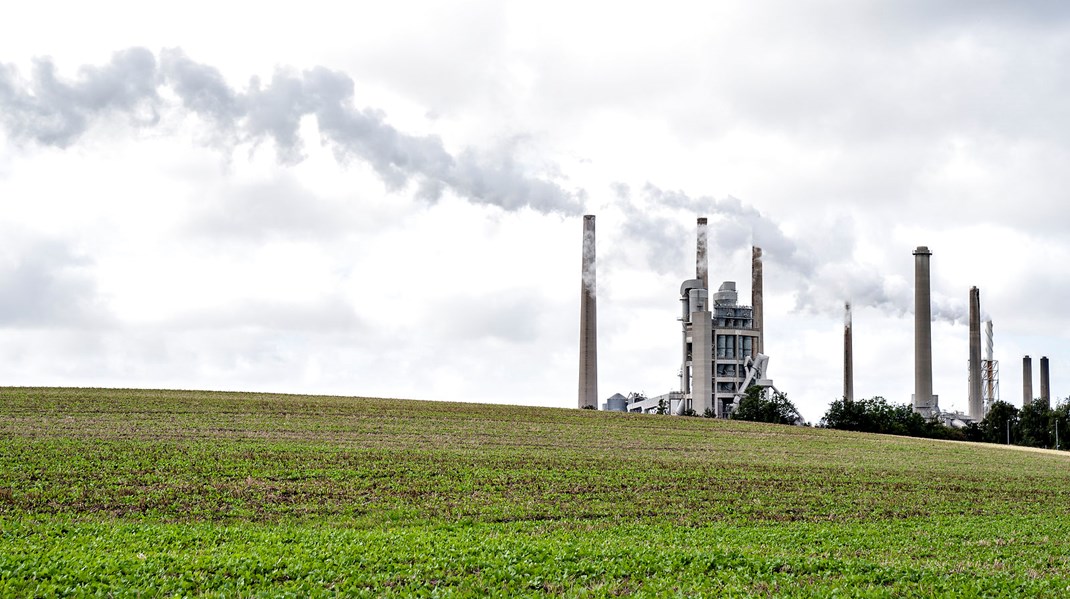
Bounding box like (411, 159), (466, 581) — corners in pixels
(2, 2), (1070, 422)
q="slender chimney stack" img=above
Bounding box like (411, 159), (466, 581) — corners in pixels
(984, 320), (995, 407)
(913, 246), (935, 416)
(752, 246), (764, 355)
(844, 302), (854, 404)
(1040, 356), (1050, 405)
(968, 287), (983, 420)
(696, 218), (709, 290)
(1023, 355), (1033, 407)
(578, 215), (598, 409)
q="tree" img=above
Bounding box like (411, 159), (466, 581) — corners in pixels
(979, 400), (1019, 444)
(731, 386), (801, 425)
(961, 421), (984, 443)
(1019, 399), (1052, 448)
(1053, 399), (1070, 450)
(820, 396), (937, 438)
(655, 397), (668, 415)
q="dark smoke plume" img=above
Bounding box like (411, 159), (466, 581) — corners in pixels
(0, 48), (582, 215)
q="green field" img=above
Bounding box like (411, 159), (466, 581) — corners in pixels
(2, 387), (1070, 597)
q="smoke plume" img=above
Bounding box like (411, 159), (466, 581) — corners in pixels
(581, 220), (597, 293)
(0, 48), (582, 215)
(614, 184), (966, 324)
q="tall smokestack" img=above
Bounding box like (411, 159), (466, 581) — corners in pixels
(752, 246), (764, 355)
(968, 287), (983, 420)
(844, 302), (854, 404)
(1023, 355), (1033, 407)
(578, 215), (598, 409)
(1040, 356), (1050, 405)
(696, 218), (709, 290)
(913, 246), (935, 417)
(984, 319), (995, 408)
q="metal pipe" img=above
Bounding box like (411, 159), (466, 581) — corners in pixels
(913, 246), (934, 417)
(681, 295), (690, 395)
(578, 215), (598, 409)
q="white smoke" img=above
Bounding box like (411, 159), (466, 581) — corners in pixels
(0, 48), (583, 215)
(581, 221), (596, 294)
(611, 184), (967, 325)
(696, 220), (709, 283)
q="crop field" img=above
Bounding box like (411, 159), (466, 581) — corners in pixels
(3, 387), (1070, 596)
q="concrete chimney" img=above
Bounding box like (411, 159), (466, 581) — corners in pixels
(578, 215), (598, 409)
(913, 246), (935, 417)
(844, 302), (854, 404)
(1040, 356), (1050, 405)
(752, 246), (764, 355)
(968, 287), (983, 420)
(1023, 355), (1033, 407)
(984, 319), (995, 410)
(692, 310), (713, 416)
(696, 218), (709, 291)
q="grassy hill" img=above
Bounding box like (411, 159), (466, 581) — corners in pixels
(3, 387), (1070, 596)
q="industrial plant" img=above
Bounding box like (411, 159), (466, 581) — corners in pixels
(579, 218), (1054, 424)
(581, 216), (774, 418)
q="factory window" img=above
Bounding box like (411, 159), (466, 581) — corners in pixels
(716, 363), (736, 378)
(742, 337), (753, 358)
(717, 382), (737, 393)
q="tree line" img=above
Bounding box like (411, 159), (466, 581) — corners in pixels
(728, 387), (1070, 450)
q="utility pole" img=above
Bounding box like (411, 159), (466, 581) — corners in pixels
(1006, 419), (1010, 445)
(1056, 419), (1060, 450)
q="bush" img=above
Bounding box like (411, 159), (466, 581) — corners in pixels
(731, 386), (801, 425)
(821, 396), (952, 439)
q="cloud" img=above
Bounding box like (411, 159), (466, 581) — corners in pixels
(0, 47), (583, 215)
(165, 295), (365, 333)
(0, 47), (159, 147)
(0, 234), (112, 328)
(429, 290), (545, 344)
(184, 175), (356, 241)
(606, 183), (812, 279)
(607, 183), (970, 324)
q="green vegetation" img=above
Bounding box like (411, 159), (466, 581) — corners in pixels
(821, 396), (961, 440)
(3, 387), (1070, 596)
(981, 399), (1070, 449)
(822, 396), (1070, 450)
(731, 387), (801, 425)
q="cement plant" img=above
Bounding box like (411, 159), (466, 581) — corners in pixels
(577, 215), (1054, 428)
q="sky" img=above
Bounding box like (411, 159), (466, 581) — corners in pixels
(2, 1), (1069, 423)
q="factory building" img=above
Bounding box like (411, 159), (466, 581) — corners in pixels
(678, 280), (765, 416)
(579, 216), (771, 417)
(674, 218), (771, 417)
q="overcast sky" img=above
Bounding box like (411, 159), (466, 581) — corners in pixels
(2, 1), (1069, 422)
